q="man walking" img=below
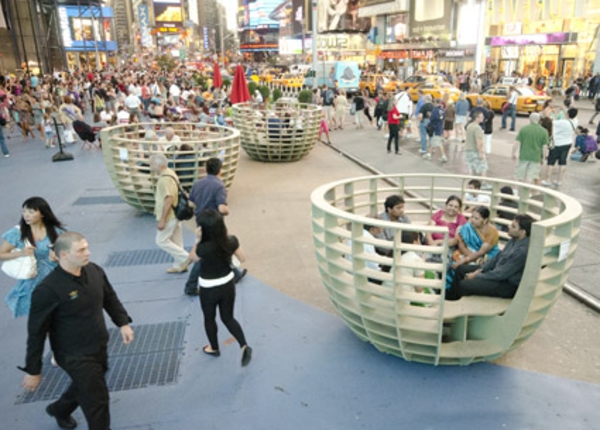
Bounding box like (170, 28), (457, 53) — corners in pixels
(185, 158), (245, 295)
(149, 153), (191, 274)
(512, 113), (549, 186)
(465, 111), (488, 177)
(21, 232), (134, 430)
(501, 86), (518, 132)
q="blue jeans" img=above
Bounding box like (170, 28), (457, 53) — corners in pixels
(501, 104), (516, 130)
(419, 119), (430, 152)
(0, 127), (7, 156)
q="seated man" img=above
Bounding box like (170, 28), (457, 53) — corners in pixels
(446, 214), (534, 301)
(159, 127), (181, 151)
(464, 179), (490, 213)
(345, 216), (384, 283)
(378, 194), (411, 242)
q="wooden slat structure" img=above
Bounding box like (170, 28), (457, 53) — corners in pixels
(311, 174), (582, 365)
(231, 101), (321, 162)
(101, 122), (240, 214)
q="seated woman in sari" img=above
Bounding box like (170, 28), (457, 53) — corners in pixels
(447, 206), (500, 289)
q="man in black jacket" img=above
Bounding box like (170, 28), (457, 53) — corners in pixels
(447, 214), (534, 301)
(21, 232), (134, 430)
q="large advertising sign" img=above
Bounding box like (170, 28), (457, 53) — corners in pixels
(154, 0), (183, 24)
(138, 4), (153, 48)
(247, 0), (279, 29)
(58, 6), (117, 51)
(409, 0), (451, 39)
(317, 0), (371, 34)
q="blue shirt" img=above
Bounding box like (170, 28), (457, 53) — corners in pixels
(455, 99), (469, 116)
(189, 174), (227, 218)
(429, 106), (445, 136)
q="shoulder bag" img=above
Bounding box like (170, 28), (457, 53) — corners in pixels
(167, 176), (194, 221)
(2, 239), (37, 280)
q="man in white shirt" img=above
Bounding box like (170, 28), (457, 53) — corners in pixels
(159, 127), (181, 151)
(395, 90), (413, 137)
(124, 90), (142, 121)
(116, 106), (130, 124)
(169, 83), (181, 105)
(501, 87), (518, 132)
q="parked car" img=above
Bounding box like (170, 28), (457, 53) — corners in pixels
(359, 74), (401, 96)
(466, 85), (551, 113)
(401, 74), (449, 91)
(407, 82), (461, 103)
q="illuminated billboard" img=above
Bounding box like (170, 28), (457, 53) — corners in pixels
(58, 6), (117, 51)
(247, 0), (279, 30)
(317, 0), (371, 34)
(154, 0), (183, 24)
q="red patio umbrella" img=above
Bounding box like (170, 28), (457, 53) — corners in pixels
(230, 65), (251, 104)
(213, 61), (223, 89)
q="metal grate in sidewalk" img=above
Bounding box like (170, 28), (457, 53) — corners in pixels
(15, 321), (186, 404)
(104, 249), (177, 267)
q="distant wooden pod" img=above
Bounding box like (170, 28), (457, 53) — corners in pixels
(101, 122), (240, 214)
(232, 101), (322, 162)
(311, 174), (582, 365)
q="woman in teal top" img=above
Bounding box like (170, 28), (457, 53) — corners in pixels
(0, 197), (65, 318)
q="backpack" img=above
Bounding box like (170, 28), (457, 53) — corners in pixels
(376, 97), (387, 113)
(585, 135), (598, 153)
(324, 89), (334, 106)
(167, 176), (194, 221)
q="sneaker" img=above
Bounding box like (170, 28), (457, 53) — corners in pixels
(422, 153), (431, 159)
(405, 133), (413, 138)
(541, 180), (552, 187)
(418, 149), (427, 154)
(395, 151), (402, 155)
(553, 181), (563, 186)
(4, 154), (9, 158)
(440, 156), (448, 163)
(384, 134), (389, 138)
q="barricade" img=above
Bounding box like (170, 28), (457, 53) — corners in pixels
(311, 174), (581, 365)
(101, 122), (240, 213)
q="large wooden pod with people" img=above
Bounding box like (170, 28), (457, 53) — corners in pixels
(231, 100), (322, 162)
(101, 122), (240, 214)
(311, 174), (582, 365)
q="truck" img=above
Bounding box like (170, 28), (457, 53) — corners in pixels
(303, 61), (361, 95)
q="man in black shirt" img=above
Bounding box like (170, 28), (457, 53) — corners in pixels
(21, 232), (134, 430)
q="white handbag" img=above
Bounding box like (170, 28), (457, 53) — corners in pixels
(2, 245), (37, 280)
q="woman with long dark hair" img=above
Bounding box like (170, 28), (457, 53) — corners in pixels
(0, 197), (65, 317)
(190, 210), (252, 366)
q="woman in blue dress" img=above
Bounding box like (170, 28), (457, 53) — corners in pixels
(0, 197), (65, 318)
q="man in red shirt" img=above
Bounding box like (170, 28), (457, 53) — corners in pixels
(387, 104), (401, 155)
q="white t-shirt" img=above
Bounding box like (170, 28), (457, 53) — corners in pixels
(125, 94), (141, 109)
(169, 84), (181, 97)
(552, 118), (578, 147)
(399, 252), (424, 293)
(395, 92), (412, 116)
(117, 110), (130, 123)
(465, 193), (491, 205)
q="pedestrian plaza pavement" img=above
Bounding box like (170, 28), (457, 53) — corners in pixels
(0, 119), (598, 429)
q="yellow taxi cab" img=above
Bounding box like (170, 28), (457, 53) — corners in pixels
(401, 74), (449, 91)
(407, 82), (461, 103)
(281, 73), (303, 88)
(359, 74), (400, 96)
(260, 68), (279, 84)
(466, 85), (550, 113)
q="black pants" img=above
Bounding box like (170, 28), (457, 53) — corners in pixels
(200, 280), (247, 351)
(51, 349), (110, 430)
(387, 123), (400, 152)
(363, 107), (372, 123)
(446, 264), (517, 301)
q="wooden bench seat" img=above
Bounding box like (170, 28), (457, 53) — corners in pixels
(443, 296), (512, 320)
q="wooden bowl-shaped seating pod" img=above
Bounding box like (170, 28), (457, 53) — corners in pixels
(232, 101), (322, 162)
(310, 174), (582, 365)
(101, 122), (240, 214)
